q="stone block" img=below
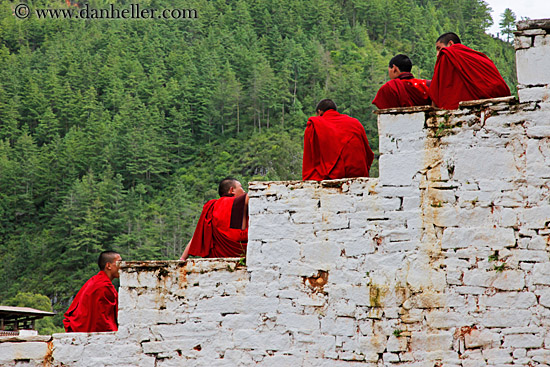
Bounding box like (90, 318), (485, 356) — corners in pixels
(259, 239), (300, 265)
(453, 147), (519, 181)
(537, 288), (550, 308)
(378, 112), (426, 143)
(320, 317), (356, 336)
(481, 348), (513, 363)
(526, 139), (550, 178)
(516, 38), (550, 85)
(356, 335), (387, 354)
(386, 335), (408, 352)
(342, 238), (375, 257)
(480, 292), (536, 309)
(519, 85), (550, 103)
(248, 212), (292, 240)
(0, 342), (49, 362)
(532, 263), (550, 285)
(317, 211), (350, 230)
(301, 240), (341, 269)
(320, 193), (355, 213)
(492, 270), (525, 290)
(432, 207), (494, 228)
(406, 264), (446, 292)
(441, 227), (515, 250)
(515, 35), (533, 49)
(482, 310), (531, 327)
(233, 330), (291, 350)
(276, 314), (320, 333)
(520, 206), (550, 229)
(464, 329), (500, 348)
(503, 334), (543, 348)
(382, 352), (400, 362)
(410, 332), (453, 352)
(426, 311), (468, 328)
(379, 152), (424, 186)
(529, 350), (550, 364)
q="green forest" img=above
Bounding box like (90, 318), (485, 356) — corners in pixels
(0, 0), (516, 331)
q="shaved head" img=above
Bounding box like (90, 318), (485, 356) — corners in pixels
(316, 99), (337, 114)
(219, 177), (240, 197)
(436, 32), (461, 46)
(98, 251), (120, 271)
(389, 54), (412, 73)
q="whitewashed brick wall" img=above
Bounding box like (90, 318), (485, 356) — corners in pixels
(4, 18), (550, 367)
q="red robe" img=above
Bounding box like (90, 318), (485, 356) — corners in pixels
(372, 72), (431, 109)
(63, 270), (118, 332)
(187, 195), (248, 258)
(302, 109), (374, 181)
(429, 43), (511, 109)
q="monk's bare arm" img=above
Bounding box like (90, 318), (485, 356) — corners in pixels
(179, 238), (192, 261)
(242, 194), (249, 230)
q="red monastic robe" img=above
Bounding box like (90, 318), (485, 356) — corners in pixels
(429, 43), (511, 109)
(63, 270), (118, 332)
(302, 109), (374, 181)
(187, 195), (248, 258)
(372, 72), (431, 109)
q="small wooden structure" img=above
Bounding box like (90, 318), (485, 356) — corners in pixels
(0, 306), (55, 336)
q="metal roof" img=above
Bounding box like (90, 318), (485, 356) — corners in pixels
(0, 306), (55, 317)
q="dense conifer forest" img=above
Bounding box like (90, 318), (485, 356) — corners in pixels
(0, 0), (516, 330)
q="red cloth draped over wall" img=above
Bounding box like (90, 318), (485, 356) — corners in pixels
(302, 110), (374, 181)
(187, 195), (248, 258)
(63, 271), (118, 332)
(372, 72), (431, 109)
(429, 44), (511, 110)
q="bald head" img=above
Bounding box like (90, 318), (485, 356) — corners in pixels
(436, 32), (461, 46)
(98, 251), (120, 271)
(436, 32), (461, 55)
(218, 177), (245, 197)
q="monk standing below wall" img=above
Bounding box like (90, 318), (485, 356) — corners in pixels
(372, 54), (431, 109)
(429, 32), (511, 109)
(63, 251), (121, 332)
(180, 177), (248, 261)
(302, 99), (374, 181)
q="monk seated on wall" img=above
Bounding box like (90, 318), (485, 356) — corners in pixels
(180, 177), (248, 261)
(302, 99), (374, 181)
(63, 251), (121, 332)
(372, 54), (431, 109)
(430, 32), (511, 110)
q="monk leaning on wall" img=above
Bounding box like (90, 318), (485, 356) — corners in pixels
(63, 251), (121, 332)
(429, 32), (511, 109)
(302, 99), (374, 181)
(180, 177), (249, 261)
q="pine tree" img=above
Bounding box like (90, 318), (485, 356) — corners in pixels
(499, 8), (516, 42)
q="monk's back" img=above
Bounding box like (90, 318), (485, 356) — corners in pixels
(303, 109), (373, 180)
(212, 196), (247, 244)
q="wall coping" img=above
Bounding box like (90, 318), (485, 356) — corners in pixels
(0, 335), (51, 343)
(517, 18), (550, 31)
(374, 96), (518, 115)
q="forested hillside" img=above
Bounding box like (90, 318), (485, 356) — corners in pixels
(0, 0), (516, 330)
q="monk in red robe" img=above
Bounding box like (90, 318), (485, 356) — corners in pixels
(180, 178), (248, 260)
(302, 99), (374, 181)
(429, 32), (511, 110)
(372, 54), (431, 109)
(63, 251), (121, 332)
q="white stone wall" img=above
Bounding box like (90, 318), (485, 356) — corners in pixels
(7, 19), (550, 367)
(0, 336), (52, 367)
(515, 19), (550, 103)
